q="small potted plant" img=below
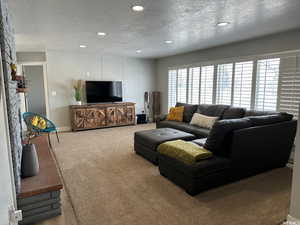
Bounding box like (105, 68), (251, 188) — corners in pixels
(73, 80), (83, 105)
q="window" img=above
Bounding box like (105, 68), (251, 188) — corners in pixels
(216, 63), (233, 105)
(233, 61), (253, 109)
(168, 69), (177, 109)
(167, 55), (297, 115)
(177, 68), (188, 103)
(255, 58), (280, 111)
(188, 67), (200, 104)
(200, 66), (214, 104)
(278, 55), (300, 117)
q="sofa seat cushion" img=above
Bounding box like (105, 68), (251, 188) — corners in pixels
(159, 153), (231, 178)
(192, 138), (207, 147)
(197, 104), (229, 118)
(134, 128), (195, 152)
(175, 102), (198, 122)
(157, 120), (210, 138)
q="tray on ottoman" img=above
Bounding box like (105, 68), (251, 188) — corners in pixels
(134, 128), (195, 164)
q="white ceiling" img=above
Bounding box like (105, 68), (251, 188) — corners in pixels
(9, 0), (300, 59)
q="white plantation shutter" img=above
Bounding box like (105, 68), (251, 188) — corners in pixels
(188, 67), (200, 104)
(216, 63), (233, 105)
(233, 61), (253, 109)
(200, 66), (214, 104)
(168, 69), (177, 109)
(278, 55), (300, 117)
(177, 68), (188, 103)
(255, 58), (280, 111)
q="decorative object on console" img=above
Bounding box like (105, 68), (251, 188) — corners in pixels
(10, 63), (29, 93)
(73, 79), (83, 105)
(21, 143), (39, 178)
(70, 102), (136, 131)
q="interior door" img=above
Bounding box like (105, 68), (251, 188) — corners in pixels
(23, 65), (46, 116)
(0, 58), (18, 225)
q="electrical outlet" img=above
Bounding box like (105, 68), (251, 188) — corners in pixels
(9, 206), (22, 224)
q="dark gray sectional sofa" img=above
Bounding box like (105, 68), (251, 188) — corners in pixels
(155, 103), (297, 195)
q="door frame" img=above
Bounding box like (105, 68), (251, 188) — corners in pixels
(19, 62), (50, 118)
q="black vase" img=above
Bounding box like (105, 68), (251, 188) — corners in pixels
(21, 144), (39, 177)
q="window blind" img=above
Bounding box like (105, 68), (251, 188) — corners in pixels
(278, 55), (300, 117)
(177, 68), (188, 103)
(255, 58), (280, 111)
(188, 67), (200, 104)
(233, 61), (253, 109)
(216, 63), (233, 105)
(200, 65), (214, 104)
(168, 69), (177, 109)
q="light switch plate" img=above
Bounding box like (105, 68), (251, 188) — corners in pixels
(51, 91), (57, 96)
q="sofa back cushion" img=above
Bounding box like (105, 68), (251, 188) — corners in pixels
(247, 113), (293, 126)
(223, 107), (246, 119)
(197, 104), (229, 118)
(244, 110), (278, 117)
(204, 118), (252, 155)
(175, 102), (198, 122)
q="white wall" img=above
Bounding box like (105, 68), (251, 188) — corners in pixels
(156, 29), (300, 114)
(46, 50), (156, 129)
(16, 52), (46, 63)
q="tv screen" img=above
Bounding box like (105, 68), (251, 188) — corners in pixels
(86, 81), (123, 103)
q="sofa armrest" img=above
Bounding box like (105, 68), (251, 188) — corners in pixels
(230, 120), (297, 170)
(156, 114), (168, 122)
(156, 114), (168, 128)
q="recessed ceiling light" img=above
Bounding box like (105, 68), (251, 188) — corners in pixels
(79, 45), (87, 48)
(136, 50), (142, 53)
(132, 5), (144, 12)
(165, 40), (173, 44)
(97, 32), (106, 36)
(217, 22), (230, 27)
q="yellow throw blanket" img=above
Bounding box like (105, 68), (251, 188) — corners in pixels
(158, 140), (213, 165)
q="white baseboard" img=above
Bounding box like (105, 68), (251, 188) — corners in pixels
(57, 126), (71, 132)
(286, 215), (300, 224)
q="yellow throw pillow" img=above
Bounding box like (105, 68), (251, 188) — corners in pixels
(167, 106), (184, 122)
(31, 116), (47, 129)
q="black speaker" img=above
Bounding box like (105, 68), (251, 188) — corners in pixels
(136, 114), (147, 124)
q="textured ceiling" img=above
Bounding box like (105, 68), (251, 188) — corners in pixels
(9, 0), (300, 58)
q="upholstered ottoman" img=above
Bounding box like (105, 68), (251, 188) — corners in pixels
(134, 128), (195, 164)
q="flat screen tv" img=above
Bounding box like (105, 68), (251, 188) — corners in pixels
(86, 81), (123, 103)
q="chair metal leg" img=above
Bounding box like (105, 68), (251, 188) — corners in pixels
(56, 131), (60, 143)
(48, 133), (52, 149)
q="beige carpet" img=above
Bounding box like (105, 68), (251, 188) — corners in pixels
(49, 124), (292, 225)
